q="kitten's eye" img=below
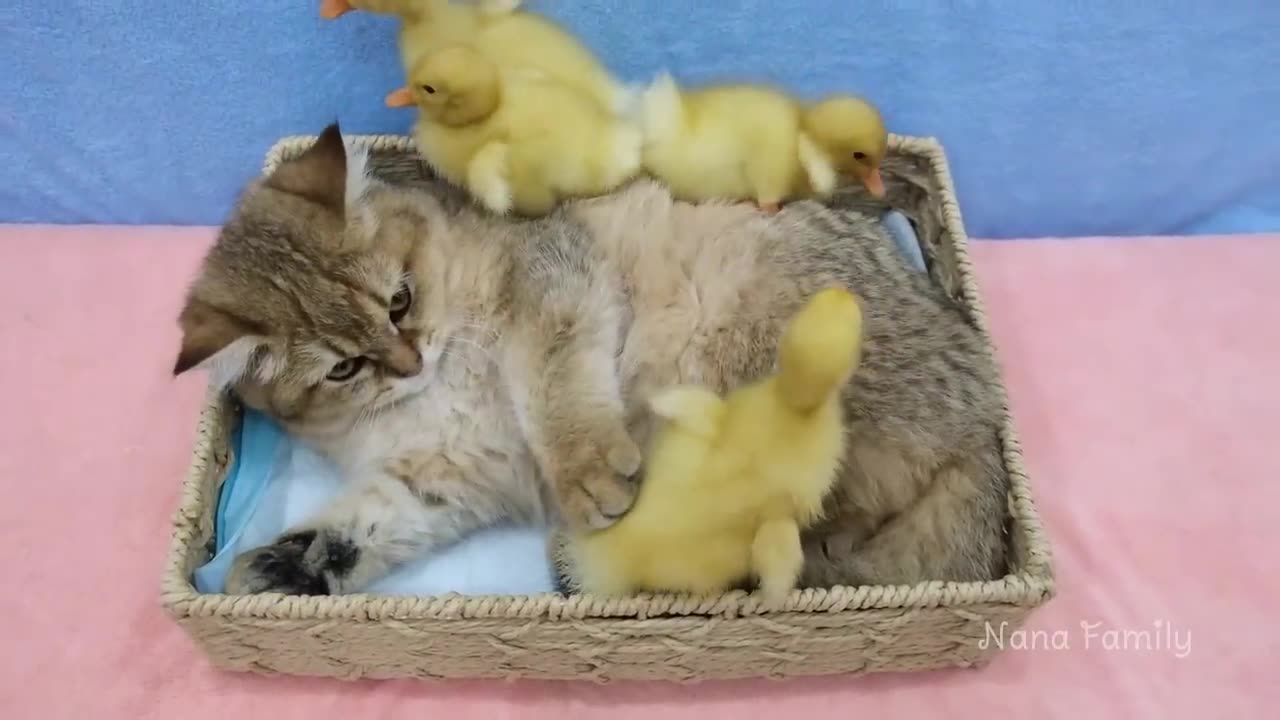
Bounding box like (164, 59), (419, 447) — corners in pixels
(326, 357), (367, 382)
(421, 85), (436, 95)
(853, 152), (868, 161)
(389, 283), (413, 323)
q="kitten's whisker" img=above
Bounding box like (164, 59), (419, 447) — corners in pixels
(356, 398), (385, 431)
(449, 336), (492, 355)
(441, 346), (487, 376)
(452, 317), (502, 341)
(447, 338), (497, 373)
(440, 348), (480, 373)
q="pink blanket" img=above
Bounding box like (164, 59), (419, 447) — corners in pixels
(1, 227), (1276, 718)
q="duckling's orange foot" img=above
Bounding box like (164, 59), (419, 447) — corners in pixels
(756, 200), (781, 214)
(320, 0), (354, 19)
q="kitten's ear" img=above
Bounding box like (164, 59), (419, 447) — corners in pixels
(265, 123), (348, 211)
(173, 298), (260, 376)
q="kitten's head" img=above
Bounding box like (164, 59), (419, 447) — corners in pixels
(173, 124), (448, 433)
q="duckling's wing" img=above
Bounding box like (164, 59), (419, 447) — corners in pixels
(466, 141), (513, 214)
(796, 132), (838, 196)
(648, 385), (726, 439)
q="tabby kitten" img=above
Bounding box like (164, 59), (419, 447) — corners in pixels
(174, 124), (1008, 595)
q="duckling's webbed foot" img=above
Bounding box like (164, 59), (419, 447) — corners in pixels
(319, 0), (354, 19)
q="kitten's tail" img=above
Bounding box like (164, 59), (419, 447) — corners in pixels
(775, 287), (864, 414)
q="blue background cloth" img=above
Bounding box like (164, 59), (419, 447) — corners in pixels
(4, 1), (1278, 238)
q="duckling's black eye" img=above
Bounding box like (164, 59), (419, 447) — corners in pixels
(421, 85), (436, 95)
(389, 283), (413, 323)
(326, 357), (367, 382)
(853, 152), (868, 161)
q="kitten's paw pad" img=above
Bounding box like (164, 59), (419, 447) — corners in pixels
(557, 436), (642, 530)
(551, 428), (643, 530)
(604, 435), (643, 477)
(561, 466), (639, 530)
(224, 530), (359, 595)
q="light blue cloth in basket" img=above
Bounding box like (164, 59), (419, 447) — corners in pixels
(883, 211), (926, 271)
(193, 212), (927, 596)
(192, 410), (557, 596)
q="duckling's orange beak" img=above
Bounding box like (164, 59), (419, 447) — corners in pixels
(859, 166), (886, 198)
(320, 0), (353, 19)
(385, 87), (414, 108)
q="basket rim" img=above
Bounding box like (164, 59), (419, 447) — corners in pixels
(161, 133), (1055, 623)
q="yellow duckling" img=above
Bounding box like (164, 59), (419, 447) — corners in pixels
(321, 0), (632, 114)
(639, 73), (888, 212)
(561, 286), (865, 607)
(386, 45), (643, 216)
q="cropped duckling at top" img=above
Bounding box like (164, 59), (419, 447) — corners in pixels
(320, 0), (633, 115)
(638, 73), (889, 212)
(386, 45), (643, 217)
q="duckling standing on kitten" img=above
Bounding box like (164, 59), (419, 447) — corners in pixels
(321, 0), (633, 115)
(386, 45), (643, 217)
(639, 73), (888, 212)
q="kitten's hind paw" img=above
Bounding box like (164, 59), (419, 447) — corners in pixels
(225, 529), (359, 595)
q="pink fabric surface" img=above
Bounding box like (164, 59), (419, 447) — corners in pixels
(1, 226), (1276, 718)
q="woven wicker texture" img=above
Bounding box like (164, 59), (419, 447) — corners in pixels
(161, 134), (1055, 682)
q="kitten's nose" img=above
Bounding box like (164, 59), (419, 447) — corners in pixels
(385, 339), (423, 378)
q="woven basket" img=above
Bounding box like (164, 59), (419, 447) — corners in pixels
(161, 133), (1054, 682)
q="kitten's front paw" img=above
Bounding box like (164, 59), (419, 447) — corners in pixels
(224, 530), (359, 595)
(553, 431), (642, 531)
